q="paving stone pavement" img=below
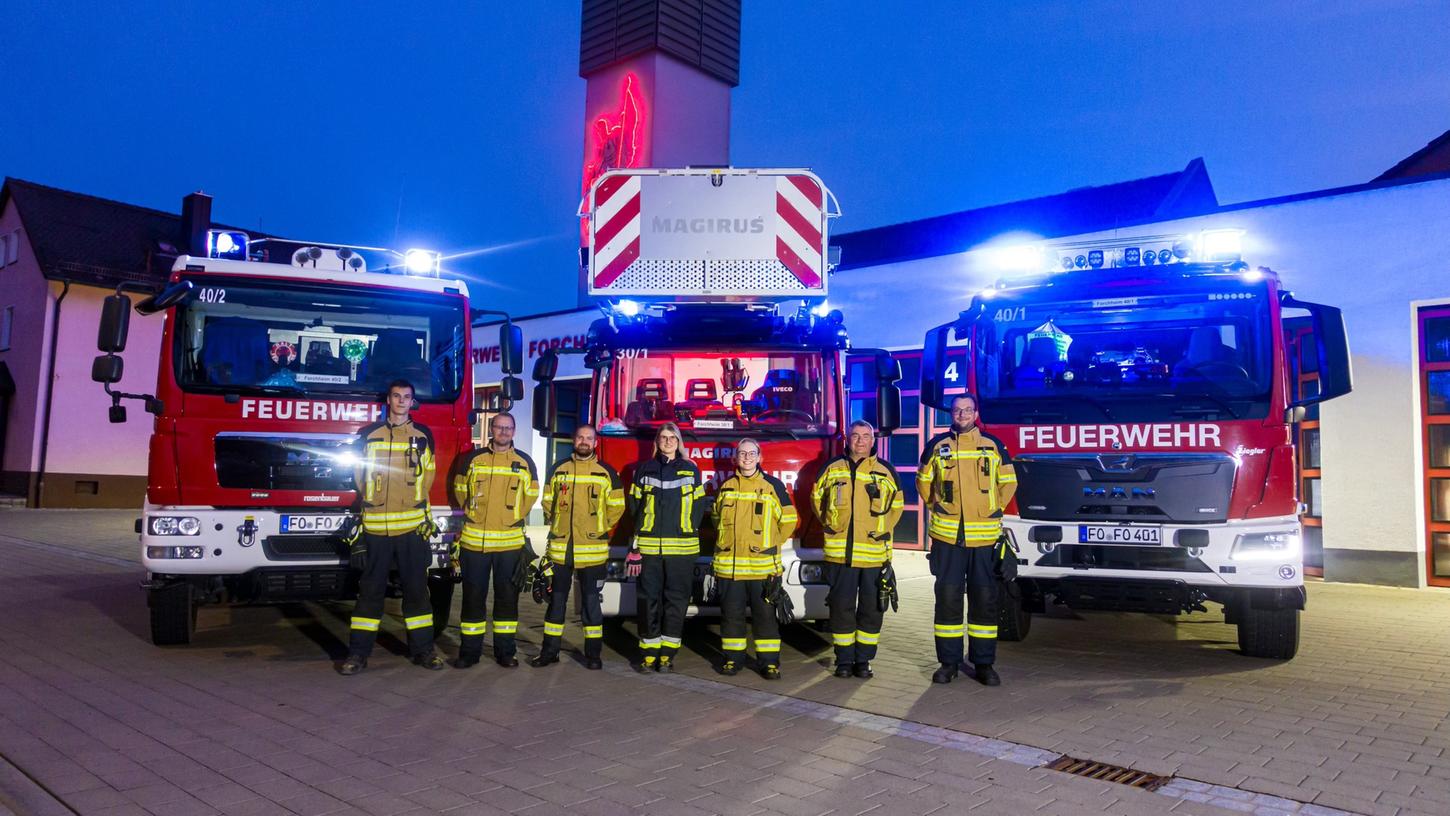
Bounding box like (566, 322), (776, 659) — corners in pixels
(0, 510), (1446, 815)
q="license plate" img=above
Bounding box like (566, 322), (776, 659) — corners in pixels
(280, 514), (346, 534)
(1078, 524), (1162, 545)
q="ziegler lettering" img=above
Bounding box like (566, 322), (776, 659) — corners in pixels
(649, 216), (765, 235)
(240, 399), (382, 423)
(1018, 423), (1224, 450)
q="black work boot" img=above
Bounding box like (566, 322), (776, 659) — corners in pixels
(530, 651), (560, 668)
(413, 651), (446, 671)
(973, 664), (1001, 686)
(931, 663), (958, 684)
(833, 664), (853, 679)
(338, 655), (367, 676)
(853, 662), (873, 679)
(453, 654), (480, 669)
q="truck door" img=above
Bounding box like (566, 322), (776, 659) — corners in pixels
(1284, 319), (1324, 577)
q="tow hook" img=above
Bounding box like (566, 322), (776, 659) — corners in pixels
(237, 515), (258, 547)
(1186, 588), (1209, 614)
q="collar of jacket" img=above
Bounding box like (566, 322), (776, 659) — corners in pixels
(952, 425), (982, 443)
(386, 418), (415, 430)
(488, 442), (514, 454)
(655, 451), (681, 464)
(571, 453), (598, 464)
(845, 453), (877, 471)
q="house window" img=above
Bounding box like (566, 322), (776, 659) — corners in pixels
(0, 306), (12, 351)
(0, 233), (9, 266)
(4, 231), (17, 265)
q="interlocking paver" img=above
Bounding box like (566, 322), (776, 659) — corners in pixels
(5, 510), (1449, 816)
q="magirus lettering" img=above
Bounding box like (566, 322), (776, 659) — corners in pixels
(650, 216), (765, 235)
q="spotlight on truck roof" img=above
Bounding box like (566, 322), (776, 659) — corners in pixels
(810, 300), (832, 317)
(993, 244), (1042, 273)
(1198, 229), (1244, 263)
(404, 249), (440, 275)
(616, 299), (641, 317)
(206, 230), (249, 261)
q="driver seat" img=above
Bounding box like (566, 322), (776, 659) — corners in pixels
(625, 378), (673, 424)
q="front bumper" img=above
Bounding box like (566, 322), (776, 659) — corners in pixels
(1008, 514), (1305, 589)
(139, 504), (460, 576)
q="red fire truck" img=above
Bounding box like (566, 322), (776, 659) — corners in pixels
(921, 232), (1351, 658)
(93, 238), (522, 645)
(531, 168), (902, 620)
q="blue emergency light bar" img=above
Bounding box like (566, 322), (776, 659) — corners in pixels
(207, 230), (249, 261)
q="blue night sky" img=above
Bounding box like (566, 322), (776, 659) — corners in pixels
(3, 1), (1447, 316)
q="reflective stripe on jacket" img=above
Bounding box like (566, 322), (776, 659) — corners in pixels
(628, 454), (706, 556)
(810, 454), (905, 567)
(452, 445), (539, 551)
(543, 455), (625, 567)
(712, 471), (797, 580)
(916, 426), (1017, 546)
(353, 419), (436, 536)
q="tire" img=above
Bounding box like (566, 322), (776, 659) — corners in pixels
(997, 580), (1032, 642)
(1237, 607), (1299, 659)
(149, 583), (196, 646)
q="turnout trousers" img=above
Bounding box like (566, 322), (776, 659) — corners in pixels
(348, 531), (435, 659)
(826, 564), (884, 666)
(458, 548), (522, 661)
(718, 578), (781, 667)
(929, 540), (999, 667)
(539, 561), (606, 660)
(636, 554), (694, 663)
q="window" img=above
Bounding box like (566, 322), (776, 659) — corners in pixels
(1301, 428), (1320, 469)
(4, 231), (16, 265)
(0, 233), (8, 266)
(0, 306), (11, 351)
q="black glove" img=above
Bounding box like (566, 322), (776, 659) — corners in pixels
(348, 538), (368, 571)
(529, 556), (554, 605)
(878, 562), (899, 613)
(992, 533), (1019, 583)
(512, 540), (536, 592)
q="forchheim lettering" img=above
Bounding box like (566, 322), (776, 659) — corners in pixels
(650, 216), (765, 234)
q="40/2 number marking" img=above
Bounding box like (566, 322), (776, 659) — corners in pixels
(198, 287), (227, 304)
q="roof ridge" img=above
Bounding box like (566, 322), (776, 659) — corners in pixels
(1374, 127), (1450, 181)
(3, 176), (183, 219)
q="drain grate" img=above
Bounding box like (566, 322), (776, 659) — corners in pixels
(1046, 755), (1171, 791)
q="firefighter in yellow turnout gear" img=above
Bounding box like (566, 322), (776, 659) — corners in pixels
(811, 420), (904, 679)
(712, 438), (798, 680)
(340, 380), (444, 675)
(532, 425), (625, 670)
(918, 394), (1017, 686)
(451, 412), (538, 668)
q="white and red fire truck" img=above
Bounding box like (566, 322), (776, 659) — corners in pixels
(94, 239), (523, 644)
(531, 167), (903, 621)
(922, 233), (1352, 658)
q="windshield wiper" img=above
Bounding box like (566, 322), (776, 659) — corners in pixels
(1170, 392), (1239, 420)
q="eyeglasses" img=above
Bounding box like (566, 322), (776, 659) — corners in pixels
(951, 407), (976, 415)
(736, 450), (761, 459)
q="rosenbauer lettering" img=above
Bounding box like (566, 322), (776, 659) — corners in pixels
(1017, 422), (1223, 450)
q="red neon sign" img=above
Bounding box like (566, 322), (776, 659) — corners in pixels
(581, 73), (646, 242)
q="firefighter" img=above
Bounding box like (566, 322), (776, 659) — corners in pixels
(339, 380), (445, 675)
(810, 420), (904, 680)
(627, 422), (707, 673)
(451, 412), (539, 669)
(917, 394), (1017, 686)
(532, 424), (625, 670)
(712, 438), (798, 680)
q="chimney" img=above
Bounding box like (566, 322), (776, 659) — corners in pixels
(181, 191), (213, 256)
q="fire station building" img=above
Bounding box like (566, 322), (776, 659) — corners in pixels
(475, 135), (1450, 591)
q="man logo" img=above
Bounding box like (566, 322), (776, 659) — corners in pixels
(1279, 565), (1296, 580)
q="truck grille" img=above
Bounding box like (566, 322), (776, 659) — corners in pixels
(215, 434), (356, 492)
(262, 535), (346, 561)
(1035, 544), (1212, 573)
(255, 568), (351, 600)
(1014, 453), (1235, 524)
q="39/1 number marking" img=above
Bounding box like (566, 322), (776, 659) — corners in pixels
(198, 287), (227, 304)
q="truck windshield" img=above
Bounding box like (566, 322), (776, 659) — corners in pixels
(172, 277), (466, 402)
(976, 290), (1274, 423)
(599, 350), (838, 436)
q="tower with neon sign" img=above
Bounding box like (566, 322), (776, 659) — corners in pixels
(577, 0), (741, 303)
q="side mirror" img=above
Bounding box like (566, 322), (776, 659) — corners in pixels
(91, 355), (124, 384)
(876, 381), (902, 435)
(532, 382), (557, 435)
(135, 280), (194, 316)
(584, 348), (613, 371)
(1281, 294), (1353, 406)
(109, 404), (127, 423)
(920, 324), (949, 409)
(500, 324), (524, 375)
(875, 352), (901, 383)
(533, 350), (559, 383)
(98, 294), (132, 352)
(501, 376), (524, 401)
(1285, 405), (1307, 424)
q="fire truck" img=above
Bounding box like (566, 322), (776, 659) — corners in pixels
(530, 167), (903, 621)
(921, 232), (1351, 659)
(93, 237), (523, 645)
